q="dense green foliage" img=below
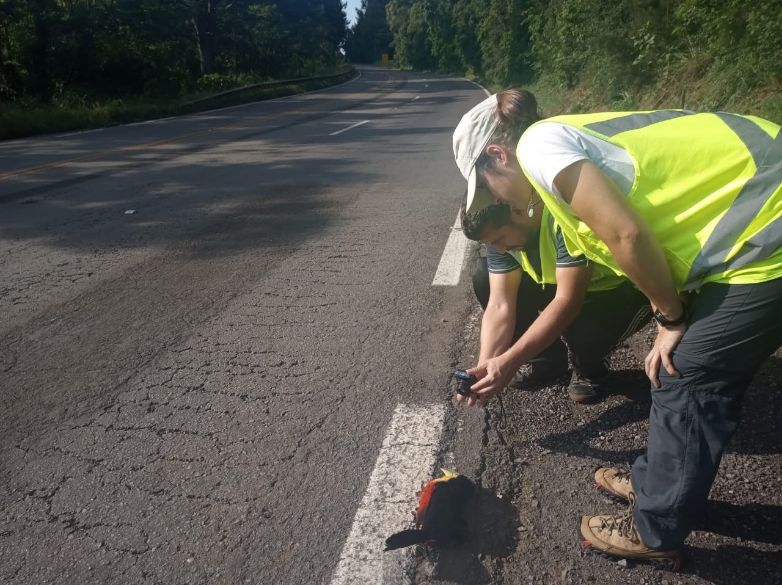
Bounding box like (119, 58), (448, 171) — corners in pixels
(3, 0), (781, 137)
(0, 0), (347, 104)
(381, 0), (782, 117)
(384, 0), (532, 85)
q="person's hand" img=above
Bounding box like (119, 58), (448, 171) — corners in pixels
(644, 322), (687, 387)
(458, 355), (516, 406)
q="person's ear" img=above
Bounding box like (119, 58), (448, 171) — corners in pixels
(484, 144), (508, 167)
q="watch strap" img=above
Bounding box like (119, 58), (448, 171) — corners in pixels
(653, 308), (686, 327)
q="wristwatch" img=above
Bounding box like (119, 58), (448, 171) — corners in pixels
(653, 308), (686, 327)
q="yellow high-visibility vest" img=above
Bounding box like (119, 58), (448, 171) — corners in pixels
(519, 111), (782, 290)
(516, 208), (624, 292)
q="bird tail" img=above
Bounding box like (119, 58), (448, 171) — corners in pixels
(384, 529), (426, 551)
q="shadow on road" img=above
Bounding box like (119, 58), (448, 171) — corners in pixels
(538, 353), (782, 460)
(418, 487), (517, 583)
(537, 385), (649, 463)
(698, 500), (782, 545)
(685, 545), (782, 584)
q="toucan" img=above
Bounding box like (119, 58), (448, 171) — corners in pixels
(384, 469), (476, 551)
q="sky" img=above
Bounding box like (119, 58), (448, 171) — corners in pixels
(345, 0), (362, 25)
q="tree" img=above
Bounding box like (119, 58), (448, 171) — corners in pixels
(386, 0), (436, 70)
(346, 0), (392, 63)
(0, 0), (348, 103)
(477, 0), (532, 86)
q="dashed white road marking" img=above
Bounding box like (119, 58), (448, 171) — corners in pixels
(330, 403), (445, 585)
(432, 210), (472, 286)
(330, 120), (370, 136)
(54, 127), (107, 138)
(465, 78), (491, 97)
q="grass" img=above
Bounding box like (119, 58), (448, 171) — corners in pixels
(0, 69), (356, 141)
(522, 61), (781, 124)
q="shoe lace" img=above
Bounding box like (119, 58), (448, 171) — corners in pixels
(614, 468), (632, 484)
(599, 497), (638, 540)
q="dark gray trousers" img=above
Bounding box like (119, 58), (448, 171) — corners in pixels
(471, 257), (650, 378)
(632, 277), (782, 549)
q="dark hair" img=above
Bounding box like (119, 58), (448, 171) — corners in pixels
(476, 88), (541, 173)
(460, 200), (514, 241)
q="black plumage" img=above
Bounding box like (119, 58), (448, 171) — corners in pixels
(384, 470), (476, 551)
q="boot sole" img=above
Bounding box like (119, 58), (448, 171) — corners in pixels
(580, 541), (684, 572)
(578, 519), (683, 572)
(568, 392), (600, 404)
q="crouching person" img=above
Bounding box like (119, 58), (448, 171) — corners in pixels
(463, 189), (650, 404)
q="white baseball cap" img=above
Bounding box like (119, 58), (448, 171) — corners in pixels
(453, 93), (500, 214)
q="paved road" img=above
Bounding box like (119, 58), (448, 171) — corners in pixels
(0, 68), (486, 584)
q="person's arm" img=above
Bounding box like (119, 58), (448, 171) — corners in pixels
(465, 263), (592, 403)
(553, 160), (686, 384)
(458, 268), (520, 405)
(479, 269), (522, 362)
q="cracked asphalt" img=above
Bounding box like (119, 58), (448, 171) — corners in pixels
(4, 68), (778, 585)
(0, 68), (484, 584)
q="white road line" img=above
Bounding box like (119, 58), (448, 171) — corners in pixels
(54, 127), (107, 138)
(125, 71), (365, 127)
(432, 211), (472, 286)
(329, 120), (370, 136)
(330, 403), (445, 585)
(464, 78), (491, 97)
(198, 70), (365, 114)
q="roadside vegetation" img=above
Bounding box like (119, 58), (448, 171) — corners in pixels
(4, 1), (780, 140)
(0, 1), (348, 140)
(348, 0), (782, 122)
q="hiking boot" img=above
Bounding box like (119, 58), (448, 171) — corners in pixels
(594, 467), (634, 502)
(510, 359), (568, 390)
(580, 496), (682, 570)
(567, 370), (604, 403)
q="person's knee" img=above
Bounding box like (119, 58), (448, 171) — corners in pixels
(658, 342), (755, 390)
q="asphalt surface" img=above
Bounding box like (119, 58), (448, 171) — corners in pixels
(0, 68), (486, 584)
(3, 68), (780, 585)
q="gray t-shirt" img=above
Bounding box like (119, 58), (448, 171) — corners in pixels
(486, 227), (587, 274)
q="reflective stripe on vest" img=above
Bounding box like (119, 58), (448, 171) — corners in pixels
(687, 115), (782, 285)
(584, 110), (694, 137)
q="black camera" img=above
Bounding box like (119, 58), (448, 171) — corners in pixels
(453, 369), (477, 398)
